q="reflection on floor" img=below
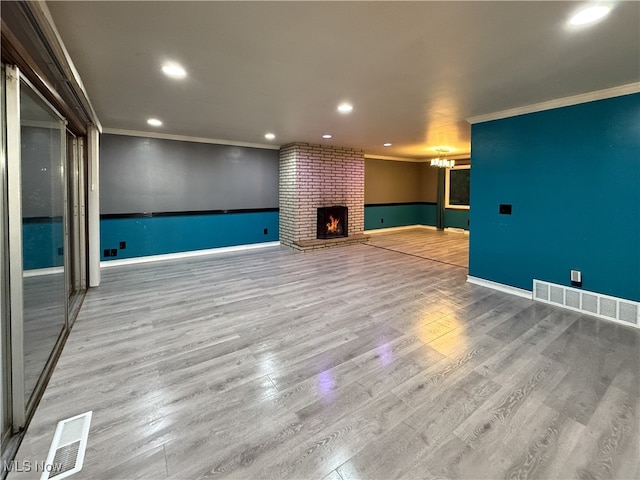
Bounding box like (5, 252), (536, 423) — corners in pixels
(368, 227), (469, 268)
(22, 272), (66, 402)
(9, 230), (640, 480)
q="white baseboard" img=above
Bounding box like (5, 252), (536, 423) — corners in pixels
(467, 276), (533, 300)
(23, 266), (64, 278)
(445, 227), (469, 235)
(364, 224), (437, 234)
(101, 241), (281, 268)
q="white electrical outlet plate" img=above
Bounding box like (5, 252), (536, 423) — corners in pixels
(570, 270), (581, 282)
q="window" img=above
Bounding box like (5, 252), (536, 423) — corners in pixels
(445, 164), (470, 210)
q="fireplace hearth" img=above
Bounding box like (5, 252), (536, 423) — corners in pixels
(317, 206), (348, 239)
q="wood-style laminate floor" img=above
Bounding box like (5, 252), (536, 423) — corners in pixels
(367, 227), (469, 268)
(22, 273), (67, 402)
(9, 229), (639, 480)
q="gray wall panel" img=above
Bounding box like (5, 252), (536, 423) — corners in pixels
(21, 126), (63, 218)
(100, 134), (279, 214)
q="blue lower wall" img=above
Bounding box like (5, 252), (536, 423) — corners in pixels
(364, 203), (437, 230)
(23, 220), (64, 270)
(470, 93), (640, 301)
(445, 209), (469, 230)
(100, 211), (279, 261)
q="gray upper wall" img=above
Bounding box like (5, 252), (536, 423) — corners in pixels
(100, 134), (279, 214)
(22, 126), (64, 218)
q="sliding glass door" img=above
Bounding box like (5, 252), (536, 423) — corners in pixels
(1, 65), (88, 463)
(66, 133), (87, 317)
(20, 79), (68, 404)
(1, 64), (11, 462)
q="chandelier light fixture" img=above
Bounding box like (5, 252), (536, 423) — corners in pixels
(430, 148), (455, 168)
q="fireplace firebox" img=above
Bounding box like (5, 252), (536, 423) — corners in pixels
(317, 206), (348, 239)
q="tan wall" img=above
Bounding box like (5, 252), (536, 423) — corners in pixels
(365, 159), (421, 204)
(365, 159), (439, 204)
(418, 163), (438, 203)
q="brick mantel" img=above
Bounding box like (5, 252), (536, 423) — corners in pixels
(279, 142), (365, 249)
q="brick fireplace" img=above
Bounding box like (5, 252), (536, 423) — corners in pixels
(279, 142), (366, 250)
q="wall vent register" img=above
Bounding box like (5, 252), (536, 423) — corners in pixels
(533, 280), (639, 328)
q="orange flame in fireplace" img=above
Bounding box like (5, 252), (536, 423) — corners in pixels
(327, 215), (340, 233)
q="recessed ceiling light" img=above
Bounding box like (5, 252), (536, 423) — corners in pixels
(322, 134), (332, 139)
(147, 118), (163, 127)
(264, 133), (276, 140)
(337, 103), (353, 114)
(383, 143), (392, 147)
(161, 61), (187, 79)
(568, 5), (611, 26)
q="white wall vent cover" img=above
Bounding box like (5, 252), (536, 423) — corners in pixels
(41, 411), (92, 480)
(533, 280), (639, 328)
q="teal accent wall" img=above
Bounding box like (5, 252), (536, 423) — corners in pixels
(419, 203), (438, 227)
(23, 220), (64, 270)
(364, 203), (437, 230)
(100, 211), (279, 261)
(469, 93), (640, 301)
(445, 209), (469, 230)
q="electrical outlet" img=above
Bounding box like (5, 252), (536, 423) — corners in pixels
(381, 218), (384, 223)
(119, 241), (126, 249)
(570, 270), (582, 287)
(263, 228), (268, 235)
(110, 249), (118, 257)
(103, 249), (110, 257)
(57, 246), (64, 256)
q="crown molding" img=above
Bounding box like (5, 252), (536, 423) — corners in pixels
(443, 153), (470, 161)
(365, 154), (426, 162)
(102, 128), (281, 150)
(366, 153), (470, 163)
(467, 82), (640, 125)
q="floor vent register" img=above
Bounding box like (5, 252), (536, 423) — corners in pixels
(41, 411), (92, 480)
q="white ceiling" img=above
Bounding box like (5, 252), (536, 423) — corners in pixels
(46, 1), (640, 159)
